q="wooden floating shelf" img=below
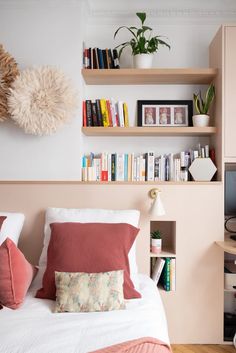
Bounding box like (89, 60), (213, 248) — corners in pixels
(0, 180), (222, 185)
(82, 126), (217, 136)
(81, 68), (217, 85)
(150, 251), (176, 258)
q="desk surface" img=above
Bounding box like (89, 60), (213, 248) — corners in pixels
(216, 233), (236, 254)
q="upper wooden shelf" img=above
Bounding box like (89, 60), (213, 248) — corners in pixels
(81, 68), (217, 85)
(82, 126), (216, 137)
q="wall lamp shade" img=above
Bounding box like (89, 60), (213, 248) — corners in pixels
(149, 188), (166, 217)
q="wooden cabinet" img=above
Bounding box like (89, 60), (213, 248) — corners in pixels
(225, 26), (236, 159)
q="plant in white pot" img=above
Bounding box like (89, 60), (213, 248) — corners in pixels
(151, 230), (162, 254)
(114, 12), (170, 69)
(193, 83), (215, 127)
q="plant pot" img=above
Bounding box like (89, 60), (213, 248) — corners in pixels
(151, 238), (162, 254)
(192, 114), (210, 127)
(133, 54), (153, 69)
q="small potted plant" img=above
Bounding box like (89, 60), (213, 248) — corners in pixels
(193, 83), (215, 127)
(151, 230), (162, 254)
(114, 12), (170, 69)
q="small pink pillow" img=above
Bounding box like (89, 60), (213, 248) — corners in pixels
(0, 216), (6, 230)
(0, 238), (37, 309)
(36, 222), (141, 300)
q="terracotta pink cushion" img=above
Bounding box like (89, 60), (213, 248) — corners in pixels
(0, 238), (37, 309)
(0, 216), (6, 230)
(36, 222), (141, 300)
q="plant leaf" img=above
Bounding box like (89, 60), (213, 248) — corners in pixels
(136, 12), (146, 25)
(193, 93), (201, 114)
(204, 84), (215, 114)
(114, 26), (137, 39)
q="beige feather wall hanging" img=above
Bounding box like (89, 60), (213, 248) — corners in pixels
(8, 66), (78, 135)
(0, 44), (19, 121)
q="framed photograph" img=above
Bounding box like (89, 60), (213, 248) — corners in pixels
(137, 100), (193, 127)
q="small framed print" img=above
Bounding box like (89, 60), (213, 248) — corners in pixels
(137, 100), (193, 127)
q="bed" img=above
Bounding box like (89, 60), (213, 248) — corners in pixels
(0, 274), (169, 353)
(0, 208), (170, 353)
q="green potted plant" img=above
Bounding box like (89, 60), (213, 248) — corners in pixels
(150, 230), (162, 254)
(114, 12), (170, 69)
(193, 83), (215, 127)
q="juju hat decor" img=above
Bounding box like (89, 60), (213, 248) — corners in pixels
(0, 44), (19, 121)
(8, 66), (78, 135)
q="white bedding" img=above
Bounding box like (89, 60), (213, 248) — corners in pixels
(0, 274), (169, 353)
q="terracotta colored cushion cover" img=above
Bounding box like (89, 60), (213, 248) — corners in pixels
(0, 216), (6, 230)
(36, 222), (141, 300)
(0, 238), (38, 309)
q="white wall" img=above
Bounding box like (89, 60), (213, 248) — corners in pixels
(0, 0), (236, 180)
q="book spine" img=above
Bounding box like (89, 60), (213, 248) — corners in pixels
(85, 100), (93, 126)
(100, 99), (109, 127)
(95, 99), (103, 127)
(106, 100), (113, 127)
(112, 49), (120, 69)
(164, 258), (171, 291)
(117, 101), (124, 127)
(101, 152), (108, 181)
(123, 102), (129, 127)
(111, 153), (116, 181)
(147, 152), (154, 181)
(102, 49), (108, 69)
(107, 153), (112, 181)
(116, 153), (125, 181)
(97, 48), (104, 69)
(170, 258), (176, 291)
(91, 102), (98, 126)
(82, 100), (87, 127)
(110, 98), (117, 127)
(152, 258), (165, 285)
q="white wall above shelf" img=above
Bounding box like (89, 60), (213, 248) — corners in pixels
(81, 126), (217, 136)
(81, 68), (217, 85)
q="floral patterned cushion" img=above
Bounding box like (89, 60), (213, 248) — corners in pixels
(54, 270), (126, 313)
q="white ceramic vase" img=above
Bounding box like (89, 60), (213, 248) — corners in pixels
(133, 54), (153, 69)
(151, 238), (162, 254)
(192, 114), (210, 127)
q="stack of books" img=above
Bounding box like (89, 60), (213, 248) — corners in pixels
(83, 45), (120, 69)
(81, 146), (214, 182)
(151, 257), (176, 291)
(82, 99), (129, 127)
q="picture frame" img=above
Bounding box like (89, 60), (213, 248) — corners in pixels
(137, 100), (193, 127)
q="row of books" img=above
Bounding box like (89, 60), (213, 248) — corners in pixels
(81, 147), (215, 182)
(82, 99), (129, 127)
(83, 45), (120, 69)
(151, 257), (176, 291)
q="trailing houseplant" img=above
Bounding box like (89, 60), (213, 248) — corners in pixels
(192, 83), (215, 127)
(114, 12), (170, 68)
(150, 230), (162, 254)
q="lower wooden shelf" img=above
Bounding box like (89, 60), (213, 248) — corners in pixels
(82, 126), (217, 136)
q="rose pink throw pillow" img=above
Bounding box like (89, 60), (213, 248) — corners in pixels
(0, 216), (6, 230)
(36, 222), (141, 300)
(0, 238), (37, 309)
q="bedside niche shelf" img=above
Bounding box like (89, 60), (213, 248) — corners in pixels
(82, 126), (216, 137)
(150, 221), (176, 292)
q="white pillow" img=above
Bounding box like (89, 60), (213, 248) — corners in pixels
(38, 208), (140, 289)
(0, 212), (25, 245)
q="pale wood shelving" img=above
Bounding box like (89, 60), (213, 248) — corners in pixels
(0, 180), (222, 185)
(81, 68), (217, 85)
(82, 126), (216, 137)
(150, 250), (176, 258)
(215, 240), (236, 255)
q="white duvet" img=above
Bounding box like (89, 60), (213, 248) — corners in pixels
(0, 275), (169, 353)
